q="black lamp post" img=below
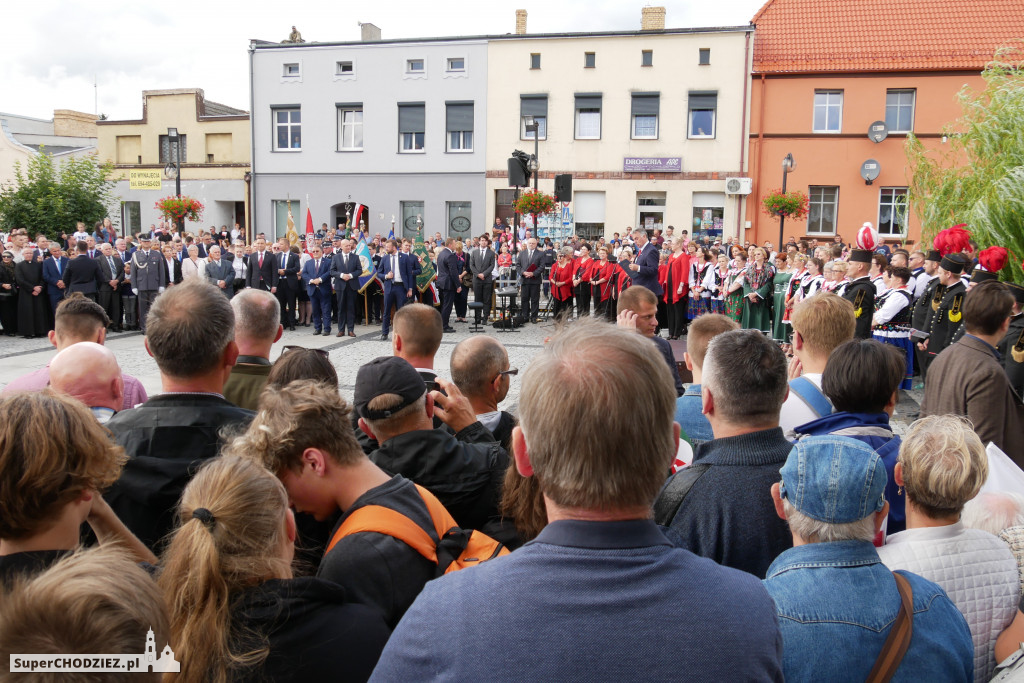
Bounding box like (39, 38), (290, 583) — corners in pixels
(779, 153), (795, 249)
(524, 116), (540, 191)
(167, 128), (182, 198)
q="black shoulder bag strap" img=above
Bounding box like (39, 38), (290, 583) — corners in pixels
(867, 572), (914, 683)
(653, 463), (712, 526)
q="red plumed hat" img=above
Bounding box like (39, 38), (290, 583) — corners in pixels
(933, 224), (971, 256)
(978, 246), (1008, 273)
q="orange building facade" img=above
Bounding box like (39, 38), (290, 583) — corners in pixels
(745, 0), (1024, 249)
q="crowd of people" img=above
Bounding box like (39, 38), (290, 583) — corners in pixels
(0, 214), (1023, 681)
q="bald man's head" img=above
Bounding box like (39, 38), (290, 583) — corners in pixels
(451, 336), (510, 404)
(49, 342), (124, 413)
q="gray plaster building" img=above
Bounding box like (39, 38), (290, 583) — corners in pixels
(249, 25), (487, 241)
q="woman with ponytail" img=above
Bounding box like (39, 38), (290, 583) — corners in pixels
(159, 456), (390, 682)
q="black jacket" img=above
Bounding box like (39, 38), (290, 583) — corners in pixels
(369, 423), (510, 541)
(230, 577), (390, 682)
(61, 254), (103, 294)
(105, 394), (254, 551)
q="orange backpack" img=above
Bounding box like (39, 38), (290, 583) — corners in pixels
(326, 484), (509, 575)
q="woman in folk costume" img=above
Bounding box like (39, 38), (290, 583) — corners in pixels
(663, 236), (690, 340)
(741, 247), (776, 333)
(611, 247), (633, 317)
(771, 253), (793, 341)
(590, 246), (616, 319)
(724, 251), (747, 323)
(688, 248), (713, 319)
(871, 265), (916, 391)
(783, 253), (808, 326)
(800, 257), (826, 300)
(572, 243), (594, 318)
(703, 253), (731, 315)
(548, 247), (576, 321)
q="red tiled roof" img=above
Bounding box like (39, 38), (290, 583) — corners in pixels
(751, 0), (1024, 73)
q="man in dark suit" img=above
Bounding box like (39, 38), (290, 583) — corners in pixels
(330, 239), (362, 337)
(276, 240), (300, 331)
(303, 244), (334, 336)
(246, 238), (279, 293)
(376, 239), (416, 341)
(41, 243), (69, 315)
(61, 241), (103, 302)
(436, 238), (461, 333)
(204, 246), (235, 299)
(96, 243), (124, 330)
(517, 237), (544, 323)
(629, 229), (663, 296)
(469, 234), (496, 322)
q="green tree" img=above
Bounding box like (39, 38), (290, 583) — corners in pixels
(906, 49), (1024, 279)
(0, 150), (116, 241)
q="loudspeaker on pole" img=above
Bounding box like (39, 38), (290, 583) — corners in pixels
(554, 174), (572, 202)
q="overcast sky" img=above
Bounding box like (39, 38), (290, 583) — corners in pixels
(2, 1), (766, 122)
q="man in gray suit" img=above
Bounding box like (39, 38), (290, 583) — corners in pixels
(131, 234), (167, 332)
(469, 233), (496, 322)
(205, 246), (235, 298)
(96, 243), (125, 331)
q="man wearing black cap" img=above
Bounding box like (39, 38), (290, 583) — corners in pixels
(842, 249), (875, 339)
(909, 250), (944, 380)
(998, 282), (1024, 398)
(920, 254), (967, 363)
(354, 356), (512, 543)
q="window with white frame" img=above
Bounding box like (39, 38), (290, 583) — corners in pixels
(336, 61), (354, 75)
(878, 187), (908, 235)
(283, 63), (300, 78)
(406, 59), (424, 73)
(631, 93), (659, 139)
(521, 95), (547, 140)
(398, 103), (425, 152)
(273, 108), (301, 150)
(446, 102), (473, 152)
(807, 186), (839, 234)
(574, 93), (602, 140)
(687, 92), (717, 138)
(813, 90), (843, 133)
(885, 89), (915, 133)
(447, 57), (465, 72)
(337, 105), (363, 151)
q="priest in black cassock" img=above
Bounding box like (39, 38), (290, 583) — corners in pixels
(14, 247), (48, 338)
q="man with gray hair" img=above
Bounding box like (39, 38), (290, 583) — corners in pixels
(204, 245), (235, 298)
(450, 336), (516, 450)
(655, 329), (793, 578)
(763, 435), (973, 681)
(105, 279), (253, 551)
(223, 288), (283, 410)
(371, 319), (783, 681)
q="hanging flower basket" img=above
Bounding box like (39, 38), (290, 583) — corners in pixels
(761, 189), (809, 222)
(513, 189), (557, 217)
(155, 195), (205, 225)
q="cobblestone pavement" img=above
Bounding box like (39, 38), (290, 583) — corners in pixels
(0, 320), (922, 431)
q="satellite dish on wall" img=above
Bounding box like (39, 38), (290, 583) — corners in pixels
(868, 121), (888, 143)
(861, 159), (881, 185)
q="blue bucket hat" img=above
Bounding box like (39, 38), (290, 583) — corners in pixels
(779, 435), (887, 524)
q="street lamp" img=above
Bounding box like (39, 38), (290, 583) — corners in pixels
(166, 127), (182, 198)
(523, 116), (540, 191)
(779, 153), (796, 250)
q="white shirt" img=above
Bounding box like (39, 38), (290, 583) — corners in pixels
(913, 271), (936, 300)
(392, 254), (402, 283)
(872, 275), (888, 296)
(873, 287), (911, 326)
(778, 372), (825, 438)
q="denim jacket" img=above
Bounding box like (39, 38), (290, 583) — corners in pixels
(674, 383), (712, 445)
(763, 540), (974, 683)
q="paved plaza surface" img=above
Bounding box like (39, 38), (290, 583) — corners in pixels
(0, 317), (922, 432)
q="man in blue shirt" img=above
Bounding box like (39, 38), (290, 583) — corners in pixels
(371, 319), (783, 682)
(763, 435), (973, 682)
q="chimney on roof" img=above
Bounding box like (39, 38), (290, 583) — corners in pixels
(641, 6), (666, 31)
(360, 22), (381, 41)
(515, 9), (527, 35)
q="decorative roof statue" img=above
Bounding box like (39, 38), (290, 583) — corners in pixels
(284, 26), (305, 43)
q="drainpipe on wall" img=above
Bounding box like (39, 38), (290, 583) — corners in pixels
(248, 40), (257, 243)
(737, 29), (752, 240)
(754, 72), (767, 244)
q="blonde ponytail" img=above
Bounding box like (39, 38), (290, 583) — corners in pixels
(158, 456), (291, 683)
